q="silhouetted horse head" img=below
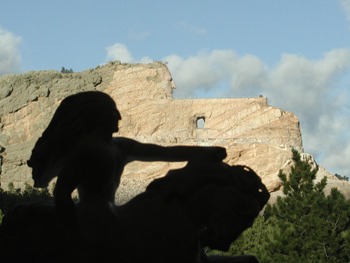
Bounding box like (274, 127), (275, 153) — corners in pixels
(113, 162), (269, 262)
(146, 162), (270, 251)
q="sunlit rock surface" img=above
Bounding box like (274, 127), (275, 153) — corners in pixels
(0, 61), (348, 202)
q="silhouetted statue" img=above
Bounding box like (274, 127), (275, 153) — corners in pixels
(121, 162), (269, 263)
(27, 91), (226, 227)
(0, 91), (269, 262)
(1, 162), (268, 263)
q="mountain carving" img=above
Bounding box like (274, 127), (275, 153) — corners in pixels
(0, 61), (348, 202)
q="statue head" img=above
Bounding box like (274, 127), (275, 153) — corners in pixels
(199, 165), (270, 251)
(27, 91), (121, 188)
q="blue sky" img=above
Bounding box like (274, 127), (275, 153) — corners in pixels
(1, 0), (350, 177)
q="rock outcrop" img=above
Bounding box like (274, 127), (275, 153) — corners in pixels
(0, 61), (348, 203)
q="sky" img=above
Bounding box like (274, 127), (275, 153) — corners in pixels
(1, 0), (350, 177)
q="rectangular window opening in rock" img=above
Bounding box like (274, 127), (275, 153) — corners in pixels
(196, 117), (205, 129)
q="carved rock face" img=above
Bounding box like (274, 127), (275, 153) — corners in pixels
(0, 62), (348, 201)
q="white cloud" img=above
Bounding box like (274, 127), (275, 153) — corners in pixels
(105, 42), (152, 64)
(266, 50), (350, 128)
(164, 50), (232, 96)
(0, 27), (22, 75)
(105, 43), (134, 63)
(164, 50), (268, 98)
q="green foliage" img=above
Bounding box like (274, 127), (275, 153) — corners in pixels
(61, 66), (73, 73)
(208, 216), (274, 258)
(260, 149), (350, 262)
(279, 149), (323, 198)
(209, 149), (350, 262)
(335, 173), (349, 181)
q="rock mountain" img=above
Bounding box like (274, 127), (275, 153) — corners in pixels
(0, 62), (348, 203)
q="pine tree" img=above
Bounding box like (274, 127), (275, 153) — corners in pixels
(61, 67), (73, 73)
(220, 149), (350, 262)
(262, 149), (350, 262)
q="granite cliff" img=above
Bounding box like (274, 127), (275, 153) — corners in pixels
(0, 61), (348, 203)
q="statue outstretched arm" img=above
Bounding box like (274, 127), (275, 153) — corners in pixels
(113, 137), (227, 164)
